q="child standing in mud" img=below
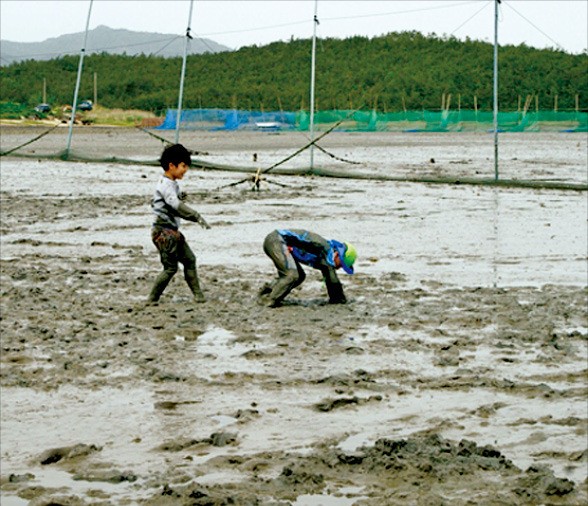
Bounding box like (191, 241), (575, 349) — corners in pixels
(147, 143), (211, 304)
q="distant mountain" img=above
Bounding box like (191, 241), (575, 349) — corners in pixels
(0, 25), (231, 65)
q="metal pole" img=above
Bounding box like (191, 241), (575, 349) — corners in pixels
(493, 0), (500, 181)
(175, 0), (194, 144)
(309, 0), (318, 171)
(65, 0), (93, 158)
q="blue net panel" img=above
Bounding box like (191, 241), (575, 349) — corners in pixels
(157, 109), (297, 131)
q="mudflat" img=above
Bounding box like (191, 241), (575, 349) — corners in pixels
(1, 126), (587, 504)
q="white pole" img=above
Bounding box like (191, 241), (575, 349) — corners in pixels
(493, 0), (500, 181)
(65, 0), (93, 158)
(309, 0), (318, 171)
(175, 0), (194, 144)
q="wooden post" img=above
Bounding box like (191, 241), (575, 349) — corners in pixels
(474, 95), (478, 112)
(523, 94), (532, 115)
(458, 93), (461, 111)
(42, 77), (47, 103)
(93, 72), (97, 106)
(554, 94), (558, 112)
(535, 94), (539, 112)
(518, 95), (521, 112)
(446, 93), (452, 111)
(576, 94), (579, 112)
(401, 95), (407, 113)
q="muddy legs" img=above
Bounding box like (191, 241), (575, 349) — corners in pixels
(185, 267), (205, 303)
(147, 267), (177, 303)
(147, 266), (205, 304)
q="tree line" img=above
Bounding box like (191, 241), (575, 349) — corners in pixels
(1, 31), (586, 114)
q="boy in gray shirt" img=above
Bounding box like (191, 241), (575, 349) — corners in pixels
(148, 144), (211, 304)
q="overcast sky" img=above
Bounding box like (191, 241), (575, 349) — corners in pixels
(1, 0), (586, 54)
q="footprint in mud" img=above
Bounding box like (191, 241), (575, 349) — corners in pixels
(156, 431), (238, 452)
(154, 400), (202, 410)
(314, 395), (383, 412)
(38, 443), (101, 465)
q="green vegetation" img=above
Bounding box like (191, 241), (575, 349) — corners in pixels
(0, 101), (38, 119)
(1, 31), (586, 115)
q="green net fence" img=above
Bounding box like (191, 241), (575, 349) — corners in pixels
(155, 108), (587, 132)
(297, 110), (588, 132)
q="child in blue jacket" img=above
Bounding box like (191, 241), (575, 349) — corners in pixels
(260, 229), (357, 307)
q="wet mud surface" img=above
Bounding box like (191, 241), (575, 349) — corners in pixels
(1, 128), (587, 504)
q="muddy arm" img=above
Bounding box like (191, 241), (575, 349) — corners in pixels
(322, 267), (346, 304)
(177, 202), (211, 229)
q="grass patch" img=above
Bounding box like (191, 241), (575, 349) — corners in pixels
(84, 105), (158, 126)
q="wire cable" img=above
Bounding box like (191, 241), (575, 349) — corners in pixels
(502, 1), (566, 51)
(151, 36), (184, 56)
(2, 36), (183, 61)
(197, 1), (481, 44)
(192, 34), (219, 54)
(449, 1), (492, 37)
(198, 19), (310, 41)
(320, 1), (482, 23)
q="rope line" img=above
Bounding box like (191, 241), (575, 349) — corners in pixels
(214, 108), (361, 191)
(136, 125), (173, 145)
(4, 149), (586, 192)
(313, 143), (361, 165)
(0, 124), (60, 156)
(135, 126), (209, 155)
(261, 108), (360, 176)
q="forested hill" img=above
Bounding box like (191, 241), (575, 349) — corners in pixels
(1, 31), (586, 113)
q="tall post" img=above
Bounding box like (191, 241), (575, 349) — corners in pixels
(493, 0), (500, 181)
(309, 0), (318, 171)
(175, 0), (194, 144)
(42, 77), (47, 103)
(65, 0), (93, 158)
(94, 72), (98, 105)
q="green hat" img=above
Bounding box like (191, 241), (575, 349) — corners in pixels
(343, 242), (357, 274)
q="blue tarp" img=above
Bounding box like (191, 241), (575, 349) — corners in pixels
(156, 108), (296, 131)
